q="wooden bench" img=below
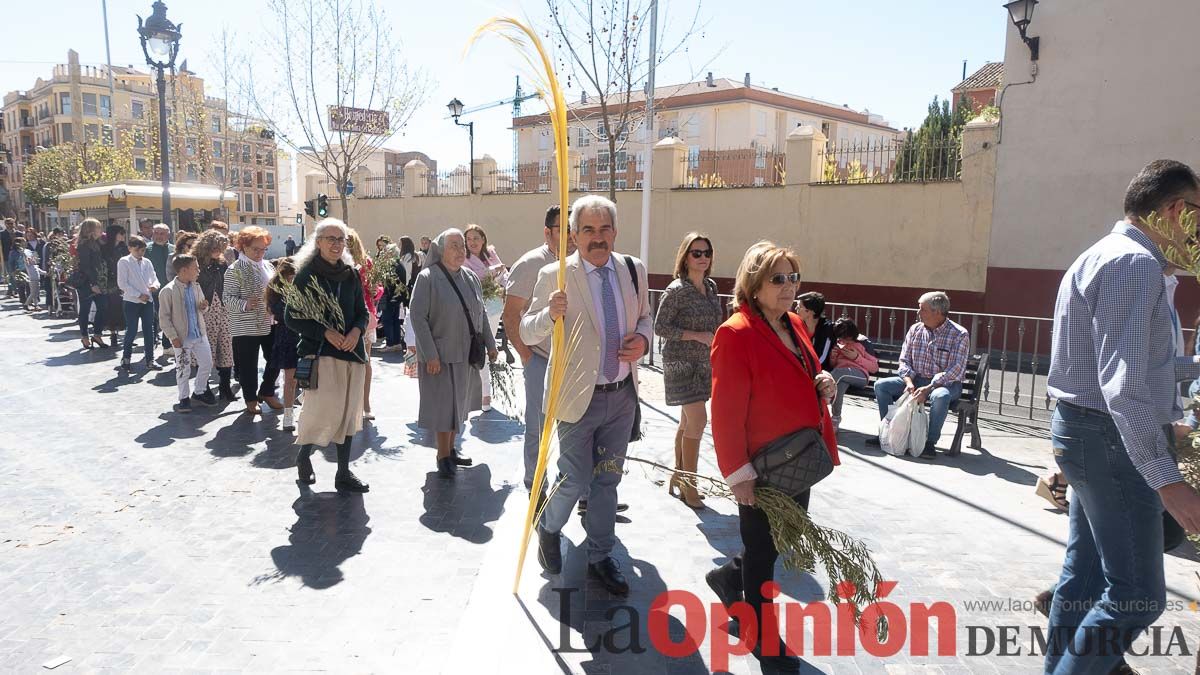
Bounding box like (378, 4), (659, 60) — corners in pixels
(842, 346), (987, 456)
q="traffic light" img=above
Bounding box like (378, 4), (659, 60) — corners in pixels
(303, 198), (315, 218)
(316, 194), (329, 218)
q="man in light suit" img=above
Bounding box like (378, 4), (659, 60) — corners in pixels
(521, 194), (652, 596)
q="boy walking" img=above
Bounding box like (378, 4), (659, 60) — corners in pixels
(159, 255), (216, 413)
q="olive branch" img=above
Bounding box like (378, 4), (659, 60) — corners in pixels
(277, 276), (345, 333)
(368, 247), (407, 301)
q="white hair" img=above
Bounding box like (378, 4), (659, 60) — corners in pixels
(919, 291), (951, 315)
(153, 223), (170, 232)
(293, 217), (352, 269)
(569, 194), (617, 232)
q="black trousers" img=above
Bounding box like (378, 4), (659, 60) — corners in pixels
(232, 330), (279, 403)
(737, 488), (811, 643)
(78, 289), (106, 337)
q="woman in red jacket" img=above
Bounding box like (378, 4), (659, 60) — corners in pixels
(705, 241), (839, 673)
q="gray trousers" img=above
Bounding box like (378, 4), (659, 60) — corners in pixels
(540, 381), (636, 564)
(830, 367), (869, 419)
(523, 353), (549, 491)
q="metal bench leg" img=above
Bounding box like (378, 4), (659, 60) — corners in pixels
(950, 410), (967, 456)
(970, 405), (983, 449)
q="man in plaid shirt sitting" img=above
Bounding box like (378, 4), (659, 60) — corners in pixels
(866, 291), (969, 459)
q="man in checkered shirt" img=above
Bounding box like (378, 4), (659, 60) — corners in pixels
(1044, 159), (1200, 674)
(867, 291), (970, 459)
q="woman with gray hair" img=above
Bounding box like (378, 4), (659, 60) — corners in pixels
(285, 218), (371, 493)
(409, 228), (498, 478)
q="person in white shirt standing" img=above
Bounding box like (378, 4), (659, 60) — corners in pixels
(116, 235), (162, 371)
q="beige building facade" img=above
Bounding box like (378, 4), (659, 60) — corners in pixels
(1, 50), (279, 227)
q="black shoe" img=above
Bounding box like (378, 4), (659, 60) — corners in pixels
(451, 449), (473, 467)
(706, 562), (744, 610)
(175, 398), (192, 414)
(577, 500), (629, 516)
(144, 358), (163, 371)
(752, 643), (802, 674)
(919, 443), (937, 460)
(865, 436), (881, 446)
(219, 385), (237, 402)
(588, 557), (630, 596)
(537, 526), (562, 574)
(334, 470), (369, 493)
(192, 389), (217, 406)
(296, 450), (315, 485)
(120, 358), (131, 370)
(437, 456), (457, 478)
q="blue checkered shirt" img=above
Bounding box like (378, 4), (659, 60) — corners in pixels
(1047, 220), (1200, 490)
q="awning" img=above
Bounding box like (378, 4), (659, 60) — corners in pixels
(57, 181), (239, 212)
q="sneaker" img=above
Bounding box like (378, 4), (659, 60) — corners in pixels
(144, 358), (163, 371)
(191, 389), (217, 406)
(175, 398), (193, 414)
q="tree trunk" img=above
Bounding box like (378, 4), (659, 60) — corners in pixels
(340, 194), (350, 223)
(607, 134), (618, 203)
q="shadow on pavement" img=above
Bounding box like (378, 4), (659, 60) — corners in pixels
(419, 464), (511, 544)
(469, 410), (525, 445)
(134, 412), (210, 448)
(207, 412), (291, 459)
(259, 485), (372, 590)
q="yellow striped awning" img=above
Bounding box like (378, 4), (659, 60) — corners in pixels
(57, 181), (239, 212)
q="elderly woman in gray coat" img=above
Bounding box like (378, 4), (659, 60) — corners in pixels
(410, 228), (498, 478)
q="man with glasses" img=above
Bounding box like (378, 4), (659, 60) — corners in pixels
(521, 195), (652, 597)
(1043, 160), (1200, 674)
(866, 290), (969, 460)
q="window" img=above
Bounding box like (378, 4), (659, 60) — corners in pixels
(59, 93), (71, 116)
(256, 171), (263, 188)
(258, 194), (265, 212)
(597, 179), (610, 190)
(214, 165), (224, 181)
(131, 100), (143, 120)
(635, 152), (645, 172)
(577, 126), (590, 147)
(538, 131), (549, 151)
(231, 168), (239, 184)
(579, 160), (589, 176)
(755, 146), (767, 169)
(684, 116), (699, 138)
(597, 150), (610, 173)
(688, 145), (700, 170)
(615, 179), (627, 190)
(265, 172), (274, 189)
(84, 124), (99, 142)
(264, 218), (276, 226)
(212, 140), (222, 158)
(266, 195), (275, 213)
(211, 117), (221, 133)
(187, 165), (198, 181)
(82, 93), (98, 116)
(134, 157), (146, 173)
(100, 95), (111, 118)
(756, 111), (768, 136)
(597, 121), (608, 141)
(59, 123), (73, 143)
(243, 192), (253, 212)
(132, 128), (145, 148)
(186, 138), (196, 156)
(614, 151), (627, 172)
(538, 183), (549, 193)
(242, 144), (251, 163)
(538, 160), (549, 176)
(635, 179), (644, 189)
(185, 116), (194, 129)
(242, 171), (252, 187)
(578, 182), (589, 191)
(101, 125), (113, 145)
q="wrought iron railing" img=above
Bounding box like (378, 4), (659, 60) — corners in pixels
(676, 148), (786, 189)
(815, 136), (961, 185)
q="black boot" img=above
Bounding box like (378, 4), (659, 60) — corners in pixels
(218, 367), (236, 402)
(706, 558), (744, 610)
(296, 444), (316, 485)
(334, 435), (368, 492)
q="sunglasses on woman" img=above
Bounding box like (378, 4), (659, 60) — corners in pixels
(688, 249), (712, 259)
(767, 272), (801, 285)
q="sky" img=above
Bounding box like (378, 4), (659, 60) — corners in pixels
(1, 0), (1009, 172)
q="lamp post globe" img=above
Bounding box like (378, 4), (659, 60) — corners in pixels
(136, 1), (182, 228)
(447, 98), (464, 120)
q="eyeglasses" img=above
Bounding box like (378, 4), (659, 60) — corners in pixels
(766, 272), (801, 286)
(320, 236), (346, 245)
(688, 249), (713, 259)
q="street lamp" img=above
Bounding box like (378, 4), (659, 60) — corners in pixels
(447, 98), (475, 194)
(1003, 0), (1040, 61)
(137, 1), (182, 227)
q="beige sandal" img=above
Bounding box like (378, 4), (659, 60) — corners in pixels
(1035, 475), (1069, 512)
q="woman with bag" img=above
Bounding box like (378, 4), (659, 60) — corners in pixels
(74, 218), (109, 349)
(223, 226), (283, 416)
(409, 228), (498, 479)
(653, 232), (723, 510)
(285, 219), (371, 493)
(827, 318), (880, 433)
(706, 241), (839, 674)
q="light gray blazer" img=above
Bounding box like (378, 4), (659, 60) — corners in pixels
(409, 263), (496, 364)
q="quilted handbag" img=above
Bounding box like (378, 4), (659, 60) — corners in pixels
(750, 426), (834, 498)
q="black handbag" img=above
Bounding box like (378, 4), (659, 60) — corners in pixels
(438, 263), (486, 370)
(750, 315), (833, 497)
(295, 354), (319, 390)
(622, 255), (644, 442)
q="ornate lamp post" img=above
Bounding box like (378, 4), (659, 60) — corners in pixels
(447, 98), (475, 194)
(1003, 0), (1040, 61)
(137, 1), (182, 226)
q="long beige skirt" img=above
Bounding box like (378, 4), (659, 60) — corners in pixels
(296, 357), (366, 447)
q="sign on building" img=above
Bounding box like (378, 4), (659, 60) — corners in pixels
(328, 106), (390, 135)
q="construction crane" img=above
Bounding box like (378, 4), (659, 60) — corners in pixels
(446, 76), (542, 168)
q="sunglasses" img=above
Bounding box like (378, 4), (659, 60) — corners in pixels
(767, 272), (801, 286)
(688, 249), (712, 259)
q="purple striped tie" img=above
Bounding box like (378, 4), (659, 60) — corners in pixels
(599, 266), (620, 381)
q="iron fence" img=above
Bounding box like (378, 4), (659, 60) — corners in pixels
(815, 136), (961, 185)
(433, 170), (472, 196)
(356, 176), (404, 199)
(489, 162), (544, 194)
(676, 148), (786, 189)
(577, 156), (644, 192)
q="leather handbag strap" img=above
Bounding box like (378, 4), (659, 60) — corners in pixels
(436, 263), (478, 336)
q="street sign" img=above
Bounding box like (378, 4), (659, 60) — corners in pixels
(328, 106), (390, 135)
(344, 179), (355, 196)
(295, 213), (303, 225)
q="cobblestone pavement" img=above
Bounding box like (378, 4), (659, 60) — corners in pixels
(2, 298), (1200, 674)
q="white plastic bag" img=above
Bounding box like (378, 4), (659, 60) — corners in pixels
(879, 393), (913, 456)
(907, 405), (929, 457)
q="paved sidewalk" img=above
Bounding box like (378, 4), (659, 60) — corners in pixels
(1, 298), (1199, 673)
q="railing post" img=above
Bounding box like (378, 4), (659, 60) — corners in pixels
(475, 155), (497, 194)
(403, 160), (428, 197)
(652, 137), (688, 190)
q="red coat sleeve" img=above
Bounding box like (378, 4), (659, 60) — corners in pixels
(711, 323), (753, 480)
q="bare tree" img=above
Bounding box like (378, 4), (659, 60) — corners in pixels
(544, 0), (707, 202)
(245, 0), (428, 222)
(207, 27), (260, 223)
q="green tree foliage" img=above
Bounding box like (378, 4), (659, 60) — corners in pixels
(22, 141), (144, 206)
(893, 96), (972, 182)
